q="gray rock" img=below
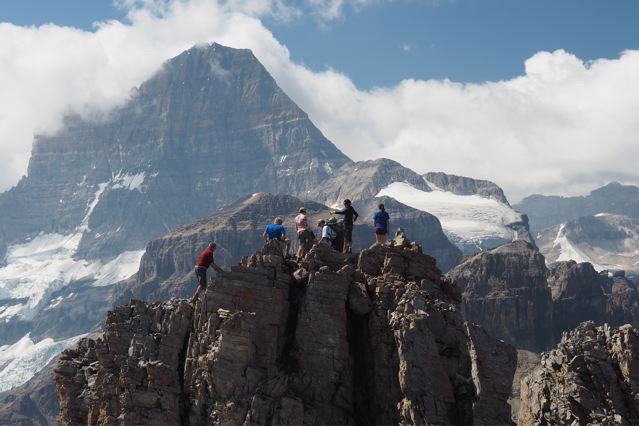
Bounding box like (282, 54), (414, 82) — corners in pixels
(56, 241), (517, 425)
(519, 322), (639, 425)
(424, 171), (510, 205)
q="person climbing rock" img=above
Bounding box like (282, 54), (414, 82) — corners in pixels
(331, 198), (358, 253)
(263, 216), (292, 256)
(191, 242), (223, 304)
(295, 207), (314, 258)
(374, 203), (390, 244)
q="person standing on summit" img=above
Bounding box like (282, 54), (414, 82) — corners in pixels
(263, 217), (292, 257)
(191, 242), (223, 304)
(331, 199), (358, 253)
(295, 208), (313, 258)
(374, 203), (390, 244)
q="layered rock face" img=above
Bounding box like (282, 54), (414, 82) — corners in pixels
(519, 322), (639, 425)
(0, 42), (350, 259)
(449, 241), (553, 351)
(450, 241), (639, 352)
(56, 240), (516, 425)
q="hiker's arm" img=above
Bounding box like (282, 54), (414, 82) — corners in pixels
(212, 262), (223, 273)
(262, 231), (268, 243)
(353, 209), (359, 222)
(333, 208), (346, 215)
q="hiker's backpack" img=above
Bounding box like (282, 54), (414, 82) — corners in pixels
(328, 219), (346, 251)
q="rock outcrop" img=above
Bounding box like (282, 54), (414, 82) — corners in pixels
(56, 240), (516, 425)
(519, 322), (639, 425)
(450, 241), (639, 352)
(449, 241), (553, 352)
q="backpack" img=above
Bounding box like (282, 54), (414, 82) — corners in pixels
(327, 218), (346, 251)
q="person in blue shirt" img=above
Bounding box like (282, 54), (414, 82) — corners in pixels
(373, 203), (390, 244)
(263, 216), (291, 256)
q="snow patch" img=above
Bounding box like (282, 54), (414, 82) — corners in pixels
(552, 224), (605, 270)
(0, 233), (144, 319)
(78, 182), (108, 232)
(93, 250), (145, 287)
(376, 182), (521, 249)
(0, 334), (84, 393)
(111, 171), (146, 191)
(323, 163), (333, 174)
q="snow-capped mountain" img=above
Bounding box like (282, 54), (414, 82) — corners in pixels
(0, 42), (349, 395)
(377, 181), (525, 254)
(537, 214), (639, 275)
(515, 182), (639, 233)
(307, 159), (528, 254)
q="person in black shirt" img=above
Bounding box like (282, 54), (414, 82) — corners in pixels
(331, 199), (359, 253)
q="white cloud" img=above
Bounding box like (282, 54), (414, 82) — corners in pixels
(305, 0), (377, 21)
(401, 42), (415, 52)
(1, 0), (638, 203)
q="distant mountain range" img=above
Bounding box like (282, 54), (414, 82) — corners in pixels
(515, 182), (639, 275)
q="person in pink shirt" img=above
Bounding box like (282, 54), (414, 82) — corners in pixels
(295, 207), (314, 258)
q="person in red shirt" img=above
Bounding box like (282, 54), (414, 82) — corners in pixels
(191, 242), (223, 304)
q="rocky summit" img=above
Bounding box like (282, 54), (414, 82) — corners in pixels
(519, 321), (639, 425)
(55, 239), (516, 425)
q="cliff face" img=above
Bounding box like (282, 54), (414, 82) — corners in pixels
(519, 322), (639, 425)
(56, 240), (516, 425)
(450, 241), (639, 352)
(449, 241), (553, 352)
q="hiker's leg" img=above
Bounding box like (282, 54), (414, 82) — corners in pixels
(285, 238), (291, 256)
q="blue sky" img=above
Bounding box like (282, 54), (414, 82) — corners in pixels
(2, 0), (638, 89)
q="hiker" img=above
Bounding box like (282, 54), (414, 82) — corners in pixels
(191, 242), (223, 303)
(263, 216), (292, 256)
(295, 207), (314, 258)
(318, 219), (336, 247)
(374, 203), (390, 244)
(331, 198), (358, 253)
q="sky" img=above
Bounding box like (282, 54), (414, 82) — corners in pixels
(0, 0), (638, 201)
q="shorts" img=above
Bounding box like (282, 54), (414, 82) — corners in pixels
(298, 229), (314, 247)
(344, 225), (353, 242)
(375, 227), (388, 235)
(195, 267), (207, 288)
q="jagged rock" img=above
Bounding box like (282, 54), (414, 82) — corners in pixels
(548, 261), (608, 341)
(519, 321), (639, 425)
(450, 240), (554, 351)
(56, 241), (516, 425)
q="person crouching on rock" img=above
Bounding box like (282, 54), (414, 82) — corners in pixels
(330, 198), (358, 254)
(191, 242), (223, 304)
(295, 207), (314, 258)
(263, 216), (292, 257)
(374, 203), (390, 244)
(318, 219), (336, 247)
